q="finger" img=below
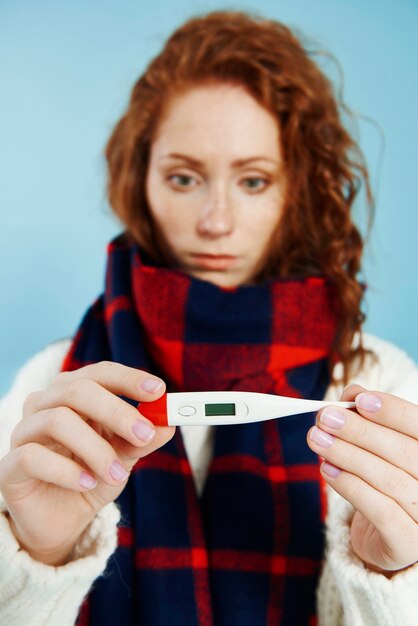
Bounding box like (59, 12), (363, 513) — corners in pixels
(22, 377), (158, 449)
(23, 360), (166, 415)
(318, 461), (417, 571)
(10, 407), (141, 487)
(341, 383), (367, 402)
(307, 426), (418, 523)
(106, 425), (176, 470)
(56, 361), (166, 401)
(316, 404), (418, 481)
(0, 443), (98, 493)
(351, 388), (418, 440)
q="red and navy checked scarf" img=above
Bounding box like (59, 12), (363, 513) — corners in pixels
(63, 233), (340, 626)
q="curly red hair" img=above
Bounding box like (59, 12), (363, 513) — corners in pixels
(105, 9), (376, 386)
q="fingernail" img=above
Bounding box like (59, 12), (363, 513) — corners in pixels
(132, 419), (155, 442)
(356, 392), (382, 412)
(322, 461), (342, 478)
(320, 407), (346, 429)
(141, 377), (163, 393)
(79, 471), (97, 489)
(109, 460), (129, 482)
(309, 426), (335, 447)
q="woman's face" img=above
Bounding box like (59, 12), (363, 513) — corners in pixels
(145, 83), (286, 288)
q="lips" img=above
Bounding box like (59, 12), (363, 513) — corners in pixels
(190, 253), (237, 270)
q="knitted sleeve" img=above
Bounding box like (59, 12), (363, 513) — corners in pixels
(0, 501), (120, 626)
(318, 333), (418, 626)
(0, 340), (120, 626)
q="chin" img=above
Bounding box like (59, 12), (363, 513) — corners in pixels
(190, 269), (248, 289)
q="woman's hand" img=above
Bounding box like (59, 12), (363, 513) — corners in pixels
(0, 362), (175, 565)
(307, 384), (418, 574)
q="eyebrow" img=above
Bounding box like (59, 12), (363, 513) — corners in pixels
(158, 153), (278, 168)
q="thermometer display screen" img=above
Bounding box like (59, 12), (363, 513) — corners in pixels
(205, 403), (236, 417)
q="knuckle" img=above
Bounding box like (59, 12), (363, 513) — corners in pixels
(0, 453), (9, 482)
(382, 468), (398, 495)
(102, 441), (120, 465)
(52, 462), (70, 486)
(98, 360), (114, 370)
(63, 377), (93, 403)
(17, 442), (39, 471)
(45, 406), (74, 436)
(0, 449), (16, 485)
(9, 422), (24, 449)
(62, 378), (80, 402)
(108, 403), (131, 434)
(395, 437), (418, 473)
(337, 442), (355, 468)
(352, 415), (368, 441)
(343, 476), (362, 504)
(384, 467), (410, 499)
(22, 391), (40, 416)
(391, 401), (408, 427)
(377, 502), (401, 530)
(84, 360), (114, 377)
(50, 371), (71, 386)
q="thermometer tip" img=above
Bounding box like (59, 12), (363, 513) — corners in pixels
(138, 393), (168, 426)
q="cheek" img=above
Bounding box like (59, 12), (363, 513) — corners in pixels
(146, 178), (181, 235)
(244, 199), (281, 243)
(152, 204), (192, 245)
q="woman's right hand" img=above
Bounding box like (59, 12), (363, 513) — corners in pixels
(0, 361), (175, 565)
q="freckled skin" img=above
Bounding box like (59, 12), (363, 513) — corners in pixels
(145, 83), (287, 288)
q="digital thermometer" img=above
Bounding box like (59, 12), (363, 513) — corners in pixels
(138, 391), (355, 426)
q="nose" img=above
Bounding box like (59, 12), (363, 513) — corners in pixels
(196, 189), (234, 238)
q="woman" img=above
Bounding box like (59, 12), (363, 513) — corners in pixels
(1, 9), (417, 626)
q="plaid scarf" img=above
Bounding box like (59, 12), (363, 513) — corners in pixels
(63, 233), (339, 626)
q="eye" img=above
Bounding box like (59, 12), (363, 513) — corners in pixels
(241, 177), (270, 192)
(167, 174), (197, 189)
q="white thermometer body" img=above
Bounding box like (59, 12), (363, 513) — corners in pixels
(138, 391), (355, 426)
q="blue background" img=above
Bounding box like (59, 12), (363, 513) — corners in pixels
(1, 0), (417, 395)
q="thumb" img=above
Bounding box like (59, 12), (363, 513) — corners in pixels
(341, 383), (367, 402)
(108, 425), (176, 473)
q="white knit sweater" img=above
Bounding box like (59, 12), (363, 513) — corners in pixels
(1, 333), (418, 626)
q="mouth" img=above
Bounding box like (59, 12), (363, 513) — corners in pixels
(190, 253), (237, 270)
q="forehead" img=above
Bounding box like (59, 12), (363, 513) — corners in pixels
(150, 83), (281, 161)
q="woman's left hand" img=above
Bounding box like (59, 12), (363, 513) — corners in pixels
(307, 384), (418, 575)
